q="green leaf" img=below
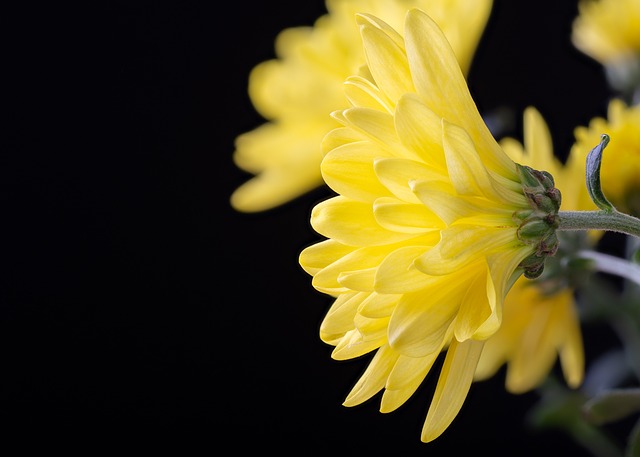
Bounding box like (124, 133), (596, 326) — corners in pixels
(626, 418), (640, 457)
(586, 134), (614, 212)
(583, 388), (640, 425)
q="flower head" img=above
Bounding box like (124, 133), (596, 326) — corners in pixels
(572, 0), (640, 66)
(299, 9), (560, 442)
(476, 107), (586, 394)
(230, 0), (493, 212)
(571, 0), (640, 92)
(567, 98), (640, 215)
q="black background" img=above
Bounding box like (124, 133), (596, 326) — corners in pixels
(4, 0), (623, 453)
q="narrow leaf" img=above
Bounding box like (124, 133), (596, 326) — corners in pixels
(586, 134), (614, 212)
(583, 388), (640, 425)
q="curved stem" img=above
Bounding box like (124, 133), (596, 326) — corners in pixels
(557, 210), (640, 239)
(575, 249), (640, 286)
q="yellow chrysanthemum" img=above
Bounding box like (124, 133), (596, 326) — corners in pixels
(567, 98), (640, 215)
(572, 0), (640, 66)
(299, 9), (560, 442)
(476, 107), (585, 394)
(230, 0), (493, 212)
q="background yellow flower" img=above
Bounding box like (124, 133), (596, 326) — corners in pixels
(567, 99), (640, 215)
(572, 0), (640, 65)
(230, 0), (493, 212)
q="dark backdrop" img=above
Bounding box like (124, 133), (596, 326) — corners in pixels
(4, 0), (618, 454)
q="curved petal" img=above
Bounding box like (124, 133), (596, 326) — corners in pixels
(421, 338), (484, 442)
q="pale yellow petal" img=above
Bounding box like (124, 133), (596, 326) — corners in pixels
(333, 328), (386, 360)
(358, 292), (401, 319)
(375, 245), (436, 294)
(357, 13), (414, 105)
(373, 197), (444, 233)
(375, 157), (448, 203)
(343, 344), (398, 407)
(381, 350), (441, 413)
(299, 239), (355, 276)
(414, 226), (516, 276)
(321, 141), (393, 202)
(319, 292), (363, 345)
(344, 75), (393, 113)
(311, 197), (414, 246)
(343, 107), (405, 153)
(442, 120), (495, 198)
(388, 286), (461, 357)
(394, 93), (446, 170)
(404, 9), (515, 178)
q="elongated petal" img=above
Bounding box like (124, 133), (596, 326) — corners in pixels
(311, 197), (414, 246)
(404, 9), (514, 178)
(357, 13), (414, 105)
(442, 120), (495, 198)
(395, 93), (446, 170)
(322, 142), (393, 202)
(375, 245), (436, 294)
(343, 345), (398, 407)
(388, 286), (461, 357)
(381, 349), (442, 413)
(373, 197), (444, 233)
(422, 338), (484, 442)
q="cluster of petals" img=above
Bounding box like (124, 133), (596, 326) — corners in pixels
(230, 0), (493, 212)
(299, 9), (539, 442)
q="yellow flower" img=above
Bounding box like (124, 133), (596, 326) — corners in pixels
(230, 0), (493, 212)
(567, 98), (640, 215)
(572, 0), (640, 66)
(299, 9), (560, 442)
(475, 275), (584, 394)
(478, 108), (586, 395)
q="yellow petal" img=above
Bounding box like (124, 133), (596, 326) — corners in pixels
(319, 292), (366, 345)
(375, 157), (448, 203)
(322, 141), (393, 202)
(311, 197), (414, 246)
(381, 350), (441, 413)
(415, 226), (516, 276)
(388, 286), (461, 357)
(373, 197), (444, 233)
(344, 75), (393, 113)
(394, 93), (446, 170)
(299, 239), (355, 276)
(343, 344), (398, 407)
(421, 338), (484, 442)
(358, 292), (400, 319)
(375, 245), (436, 294)
(404, 9), (514, 178)
(333, 328), (386, 360)
(357, 13), (414, 105)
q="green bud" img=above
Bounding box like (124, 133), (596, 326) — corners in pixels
(515, 162), (562, 280)
(517, 219), (553, 243)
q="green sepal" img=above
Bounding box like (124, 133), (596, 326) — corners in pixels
(586, 134), (615, 212)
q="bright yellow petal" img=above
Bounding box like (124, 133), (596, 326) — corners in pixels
(421, 338), (484, 442)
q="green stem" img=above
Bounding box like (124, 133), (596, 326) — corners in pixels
(575, 250), (640, 286)
(557, 210), (640, 239)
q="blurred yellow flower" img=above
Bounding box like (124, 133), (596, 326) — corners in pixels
(475, 275), (584, 394)
(480, 107), (586, 394)
(567, 98), (640, 215)
(572, 0), (640, 65)
(230, 0), (493, 212)
(299, 9), (560, 442)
